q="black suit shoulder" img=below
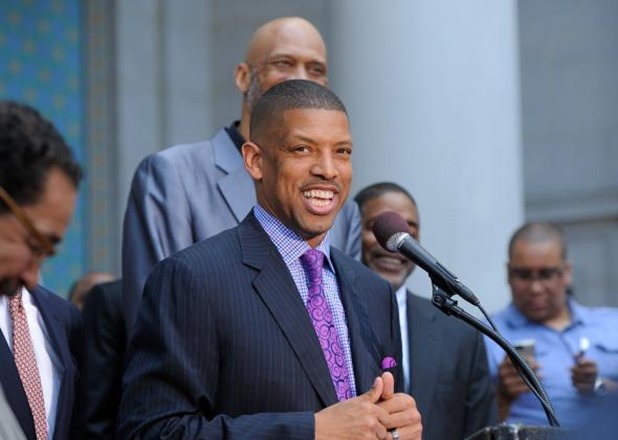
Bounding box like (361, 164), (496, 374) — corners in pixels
(76, 280), (125, 440)
(32, 285), (82, 359)
(34, 285), (81, 326)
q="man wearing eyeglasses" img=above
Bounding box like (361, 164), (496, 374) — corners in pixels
(485, 222), (618, 428)
(0, 101), (83, 440)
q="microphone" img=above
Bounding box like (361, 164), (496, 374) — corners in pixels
(372, 211), (480, 306)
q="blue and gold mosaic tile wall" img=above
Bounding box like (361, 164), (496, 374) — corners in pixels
(0, 0), (84, 298)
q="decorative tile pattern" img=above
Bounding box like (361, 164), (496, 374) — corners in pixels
(0, 0), (84, 297)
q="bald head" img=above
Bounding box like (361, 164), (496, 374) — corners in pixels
(245, 17), (327, 68)
(508, 222), (567, 260)
(235, 17), (328, 137)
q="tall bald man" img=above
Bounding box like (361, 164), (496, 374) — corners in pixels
(122, 17), (361, 334)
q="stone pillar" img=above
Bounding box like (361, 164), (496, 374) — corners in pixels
(113, 0), (213, 271)
(330, 0), (524, 313)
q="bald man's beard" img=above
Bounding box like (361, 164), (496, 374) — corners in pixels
(245, 69), (264, 113)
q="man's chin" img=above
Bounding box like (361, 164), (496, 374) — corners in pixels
(0, 280), (22, 297)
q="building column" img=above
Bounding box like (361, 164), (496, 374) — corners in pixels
(98, 0), (213, 273)
(329, 0), (524, 312)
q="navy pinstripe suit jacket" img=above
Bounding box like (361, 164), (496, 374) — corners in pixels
(117, 211), (400, 439)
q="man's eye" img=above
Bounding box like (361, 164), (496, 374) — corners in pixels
(273, 60), (293, 68)
(308, 64), (326, 76)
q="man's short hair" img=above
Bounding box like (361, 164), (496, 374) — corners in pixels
(354, 181), (417, 212)
(249, 79), (347, 139)
(508, 222), (567, 260)
(0, 101), (82, 213)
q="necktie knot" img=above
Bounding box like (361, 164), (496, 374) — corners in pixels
(300, 249), (324, 289)
(9, 292), (24, 317)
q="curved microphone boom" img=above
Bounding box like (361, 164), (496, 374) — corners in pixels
(372, 211), (480, 306)
(372, 211), (561, 426)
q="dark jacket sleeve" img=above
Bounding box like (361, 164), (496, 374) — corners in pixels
(462, 330), (499, 438)
(74, 281), (125, 440)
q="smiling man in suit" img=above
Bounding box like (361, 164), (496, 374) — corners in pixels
(355, 182), (496, 440)
(0, 101), (83, 440)
(118, 80), (422, 439)
(122, 16), (362, 337)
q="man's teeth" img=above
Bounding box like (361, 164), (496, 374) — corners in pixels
(380, 256), (403, 265)
(303, 190), (334, 199)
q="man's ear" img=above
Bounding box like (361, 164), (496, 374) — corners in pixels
(235, 62), (251, 93)
(242, 141), (263, 180)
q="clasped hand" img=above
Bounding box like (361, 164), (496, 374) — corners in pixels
(315, 372), (422, 440)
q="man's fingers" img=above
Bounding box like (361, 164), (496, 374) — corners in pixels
(363, 376), (384, 403)
(381, 372), (395, 401)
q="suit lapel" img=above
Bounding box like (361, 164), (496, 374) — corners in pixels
(30, 287), (71, 440)
(239, 214), (338, 406)
(213, 128), (256, 223)
(408, 292), (442, 420)
(0, 296), (37, 439)
(331, 251), (382, 394)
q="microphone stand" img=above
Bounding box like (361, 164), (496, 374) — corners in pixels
(430, 284), (561, 428)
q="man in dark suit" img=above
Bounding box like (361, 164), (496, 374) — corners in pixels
(355, 182), (497, 440)
(122, 17), (361, 337)
(75, 280), (124, 440)
(0, 101), (83, 440)
(118, 80), (423, 439)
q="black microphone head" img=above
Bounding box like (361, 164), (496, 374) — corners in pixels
(372, 211), (410, 252)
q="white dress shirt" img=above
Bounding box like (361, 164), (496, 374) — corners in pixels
(395, 284), (410, 392)
(0, 287), (61, 438)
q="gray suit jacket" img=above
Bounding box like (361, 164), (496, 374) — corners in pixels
(122, 127), (361, 334)
(407, 292), (497, 440)
(0, 385), (26, 440)
(117, 211), (400, 439)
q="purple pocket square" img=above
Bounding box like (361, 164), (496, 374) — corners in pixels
(381, 356), (397, 369)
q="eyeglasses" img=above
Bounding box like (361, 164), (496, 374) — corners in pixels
(0, 185), (55, 259)
(509, 266), (564, 283)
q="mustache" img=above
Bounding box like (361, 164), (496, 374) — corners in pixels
(301, 180), (343, 192)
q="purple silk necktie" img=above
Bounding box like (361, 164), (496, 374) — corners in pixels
(300, 249), (353, 401)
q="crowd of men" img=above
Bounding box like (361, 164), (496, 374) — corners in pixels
(1, 16), (617, 440)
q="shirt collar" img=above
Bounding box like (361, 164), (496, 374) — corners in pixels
(225, 120), (245, 153)
(253, 204), (334, 273)
(567, 297), (588, 325)
(395, 284), (407, 310)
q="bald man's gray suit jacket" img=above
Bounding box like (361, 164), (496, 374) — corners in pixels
(122, 127), (361, 335)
